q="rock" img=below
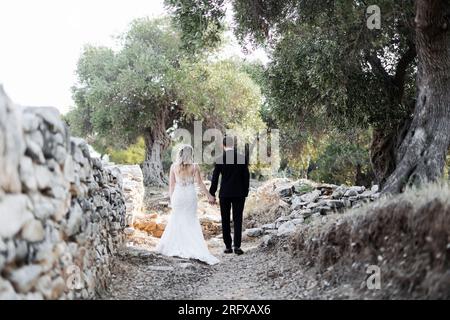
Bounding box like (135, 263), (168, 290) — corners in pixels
(31, 195), (56, 220)
(35, 275), (53, 299)
(50, 277), (66, 299)
(35, 165), (52, 190)
(275, 216), (290, 228)
(371, 185), (379, 193)
(261, 223), (276, 230)
(245, 228), (263, 237)
(277, 221), (296, 236)
(22, 112), (40, 132)
(371, 193), (381, 200)
(8, 265), (43, 293)
(360, 190), (374, 198)
(291, 218), (304, 225)
(0, 87), (24, 193)
(124, 227), (135, 235)
(275, 185), (294, 197)
(153, 230), (164, 238)
(0, 279), (18, 300)
(294, 209), (312, 219)
(345, 186), (365, 196)
(313, 206), (331, 215)
(344, 189), (358, 197)
(290, 196), (308, 210)
(25, 292), (44, 300)
(300, 190), (321, 203)
(331, 185), (347, 199)
(288, 210), (302, 219)
(179, 263), (195, 269)
(317, 184), (336, 196)
(261, 234), (276, 247)
(63, 156), (75, 183)
(19, 157), (37, 191)
(30, 107), (65, 134)
(66, 202), (83, 236)
(21, 219), (45, 242)
(325, 200), (345, 209)
(0, 195), (33, 238)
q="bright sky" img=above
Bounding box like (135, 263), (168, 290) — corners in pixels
(0, 0), (267, 114)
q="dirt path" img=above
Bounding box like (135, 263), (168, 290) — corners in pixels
(102, 234), (264, 299)
(99, 190), (336, 300)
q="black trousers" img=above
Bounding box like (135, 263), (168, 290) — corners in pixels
(219, 197), (246, 249)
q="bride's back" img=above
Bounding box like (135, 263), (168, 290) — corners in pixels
(173, 163), (196, 186)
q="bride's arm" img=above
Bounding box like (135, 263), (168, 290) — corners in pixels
(169, 164), (176, 201)
(194, 164), (214, 201)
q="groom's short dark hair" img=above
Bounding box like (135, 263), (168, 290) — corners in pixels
(223, 136), (234, 148)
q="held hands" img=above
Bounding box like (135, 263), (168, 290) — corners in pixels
(207, 193), (216, 205)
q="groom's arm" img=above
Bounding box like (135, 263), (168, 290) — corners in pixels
(243, 163), (250, 197)
(209, 162), (221, 197)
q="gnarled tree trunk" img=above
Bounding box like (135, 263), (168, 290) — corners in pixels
(367, 40), (417, 188)
(383, 0), (450, 194)
(142, 114), (171, 187)
(370, 116), (412, 187)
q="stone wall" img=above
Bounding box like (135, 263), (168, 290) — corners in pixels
(0, 88), (126, 299)
(113, 165), (144, 226)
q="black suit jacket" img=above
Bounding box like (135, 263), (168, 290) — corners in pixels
(209, 149), (250, 198)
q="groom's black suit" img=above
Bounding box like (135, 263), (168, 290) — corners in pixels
(209, 149), (250, 249)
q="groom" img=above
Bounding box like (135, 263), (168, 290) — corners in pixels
(209, 136), (250, 255)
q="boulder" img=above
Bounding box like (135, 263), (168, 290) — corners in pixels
(0, 279), (18, 300)
(245, 228), (264, 237)
(21, 219), (45, 242)
(8, 265), (43, 293)
(0, 195), (33, 238)
(291, 218), (304, 225)
(277, 221), (297, 236)
(300, 190), (321, 203)
(331, 185), (347, 199)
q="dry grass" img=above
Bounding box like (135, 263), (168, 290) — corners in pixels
(289, 182), (450, 299)
(244, 179), (291, 227)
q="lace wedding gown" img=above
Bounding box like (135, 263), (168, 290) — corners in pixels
(156, 168), (220, 265)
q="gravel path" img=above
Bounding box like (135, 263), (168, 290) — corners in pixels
(98, 189), (353, 300)
(98, 232), (316, 300)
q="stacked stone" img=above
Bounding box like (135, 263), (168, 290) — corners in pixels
(0, 88), (126, 300)
(113, 165), (144, 226)
(245, 179), (381, 239)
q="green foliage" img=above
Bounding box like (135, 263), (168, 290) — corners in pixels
(294, 183), (314, 195)
(167, 1), (418, 183)
(70, 18), (185, 149)
(68, 17), (264, 156)
(309, 130), (374, 186)
(177, 58), (265, 132)
(164, 0), (226, 53)
(108, 137), (145, 165)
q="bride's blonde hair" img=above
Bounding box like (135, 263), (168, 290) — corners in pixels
(176, 144), (194, 178)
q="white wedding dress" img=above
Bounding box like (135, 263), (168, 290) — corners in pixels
(156, 168), (220, 265)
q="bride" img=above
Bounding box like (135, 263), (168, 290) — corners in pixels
(156, 145), (220, 265)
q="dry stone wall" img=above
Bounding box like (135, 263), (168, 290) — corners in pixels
(0, 88), (126, 299)
(113, 165), (144, 226)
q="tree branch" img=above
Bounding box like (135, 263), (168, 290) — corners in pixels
(366, 53), (392, 86)
(393, 43), (417, 90)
